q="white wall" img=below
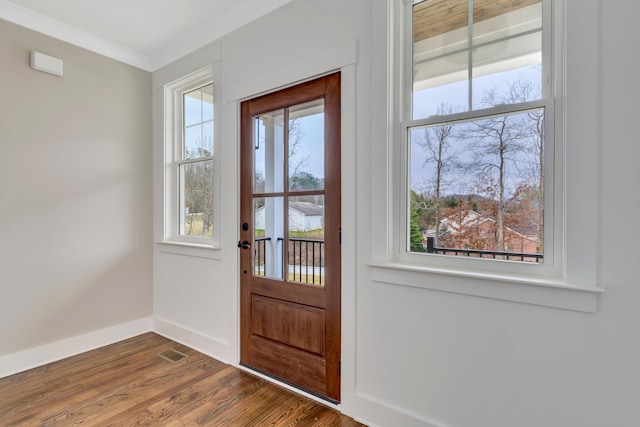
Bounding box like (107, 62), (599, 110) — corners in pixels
(0, 20), (153, 365)
(131, 0), (640, 426)
(358, 2), (640, 427)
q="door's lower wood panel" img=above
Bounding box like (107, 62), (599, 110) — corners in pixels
(243, 335), (327, 397)
(251, 294), (325, 356)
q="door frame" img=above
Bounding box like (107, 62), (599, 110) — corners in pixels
(238, 72), (341, 402)
(229, 49), (357, 407)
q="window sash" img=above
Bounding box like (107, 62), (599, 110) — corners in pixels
(404, 0), (551, 121)
(399, 98), (555, 268)
(176, 83), (214, 240)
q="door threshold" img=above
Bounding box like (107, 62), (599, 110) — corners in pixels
(239, 362), (340, 406)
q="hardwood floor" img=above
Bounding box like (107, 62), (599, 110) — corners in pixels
(0, 333), (365, 426)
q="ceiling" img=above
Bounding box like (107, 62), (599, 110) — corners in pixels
(0, 0), (294, 71)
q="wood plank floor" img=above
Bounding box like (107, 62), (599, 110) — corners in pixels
(0, 333), (365, 426)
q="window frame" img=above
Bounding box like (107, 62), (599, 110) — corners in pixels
(163, 65), (221, 250)
(394, 0), (562, 279)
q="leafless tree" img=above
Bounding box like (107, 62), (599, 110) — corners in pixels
(462, 91), (533, 251)
(184, 141), (213, 236)
(288, 118), (310, 178)
(416, 103), (461, 244)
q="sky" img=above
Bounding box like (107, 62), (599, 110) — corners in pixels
(254, 109), (325, 187)
(410, 64), (543, 197)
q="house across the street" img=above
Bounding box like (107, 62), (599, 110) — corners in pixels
(255, 201), (323, 232)
(430, 209), (539, 254)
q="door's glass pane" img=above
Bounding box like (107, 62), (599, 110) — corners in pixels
(254, 110), (285, 193)
(254, 196), (284, 280)
(179, 160), (213, 237)
(288, 195), (325, 286)
(288, 100), (325, 191)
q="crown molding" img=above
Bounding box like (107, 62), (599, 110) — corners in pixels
(1, 0), (294, 72)
(0, 0), (152, 70)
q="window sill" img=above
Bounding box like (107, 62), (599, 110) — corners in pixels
(155, 241), (221, 260)
(367, 262), (603, 313)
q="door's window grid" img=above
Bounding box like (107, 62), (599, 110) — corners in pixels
(252, 100), (326, 286)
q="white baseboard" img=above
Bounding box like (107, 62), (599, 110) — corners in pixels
(152, 316), (231, 364)
(0, 317), (153, 379)
(352, 392), (448, 427)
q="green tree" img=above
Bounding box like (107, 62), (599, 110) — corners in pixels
(409, 191), (426, 252)
(290, 171), (321, 191)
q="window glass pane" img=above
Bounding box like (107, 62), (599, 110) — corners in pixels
(179, 160), (213, 237)
(184, 83), (214, 160)
(472, 0), (542, 41)
(254, 196), (284, 280)
(202, 84), (214, 121)
(471, 0), (542, 109)
(184, 124), (202, 159)
(184, 88), (202, 127)
(472, 62), (541, 110)
(254, 110), (285, 193)
(408, 108), (544, 261)
(413, 59), (469, 118)
(203, 121), (214, 156)
(413, 0), (469, 119)
(288, 99), (325, 191)
(288, 196), (325, 286)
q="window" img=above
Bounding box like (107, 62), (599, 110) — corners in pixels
(398, 0), (558, 273)
(163, 66), (220, 249)
(371, 0), (601, 311)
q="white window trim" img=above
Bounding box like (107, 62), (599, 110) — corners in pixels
(159, 64), (222, 258)
(368, 0), (603, 312)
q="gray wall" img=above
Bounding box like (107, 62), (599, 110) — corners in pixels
(0, 20), (153, 356)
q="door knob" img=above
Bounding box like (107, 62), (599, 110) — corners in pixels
(237, 240), (251, 249)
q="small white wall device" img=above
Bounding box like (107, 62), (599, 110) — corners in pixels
(30, 51), (63, 77)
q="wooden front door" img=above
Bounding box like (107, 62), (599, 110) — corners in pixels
(239, 73), (341, 402)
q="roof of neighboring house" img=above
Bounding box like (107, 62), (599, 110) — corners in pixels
(440, 210), (489, 230)
(289, 202), (323, 216)
(440, 210), (536, 242)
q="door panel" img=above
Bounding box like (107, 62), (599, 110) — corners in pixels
(251, 295), (325, 356)
(244, 336), (327, 396)
(240, 73), (341, 402)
